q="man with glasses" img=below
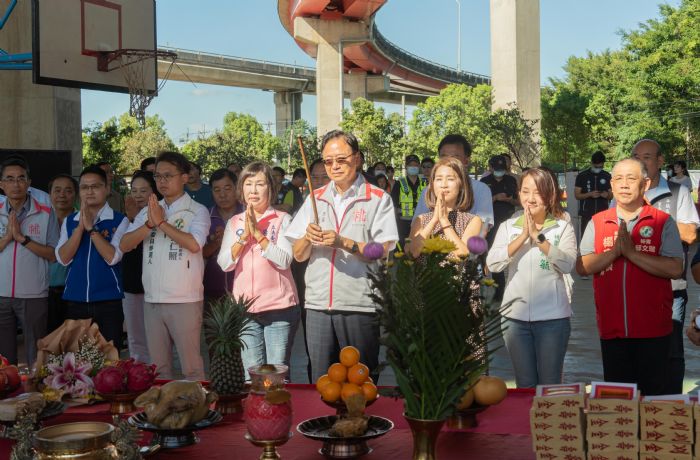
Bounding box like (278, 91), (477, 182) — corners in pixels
(0, 157), (59, 365)
(286, 130), (399, 382)
(56, 165), (130, 350)
(121, 152), (210, 381)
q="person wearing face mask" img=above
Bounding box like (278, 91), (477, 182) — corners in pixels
(574, 151), (611, 243)
(481, 155), (518, 300)
(391, 155), (428, 248)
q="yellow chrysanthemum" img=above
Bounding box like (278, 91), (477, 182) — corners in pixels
(394, 251), (405, 259)
(421, 237), (456, 255)
(481, 278), (497, 287)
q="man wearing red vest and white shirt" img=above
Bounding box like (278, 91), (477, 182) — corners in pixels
(577, 158), (683, 395)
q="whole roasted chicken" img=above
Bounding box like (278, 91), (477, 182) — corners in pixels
(134, 380), (218, 429)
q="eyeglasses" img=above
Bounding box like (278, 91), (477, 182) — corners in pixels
(1, 176), (28, 185)
(154, 173), (180, 182)
(322, 154), (355, 167)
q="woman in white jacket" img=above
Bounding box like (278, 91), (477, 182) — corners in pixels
(486, 168), (577, 388)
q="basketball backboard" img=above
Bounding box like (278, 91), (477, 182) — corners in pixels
(31, 0), (157, 94)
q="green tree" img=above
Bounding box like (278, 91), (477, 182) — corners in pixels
(407, 84), (501, 172)
(540, 85), (593, 169)
(340, 98), (407, 165)
(182, 112), (283, 176)
(487, 104), (540, 169)
(282, 119), (319, 171)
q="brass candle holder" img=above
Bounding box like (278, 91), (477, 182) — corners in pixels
(244, 432), (292, 460)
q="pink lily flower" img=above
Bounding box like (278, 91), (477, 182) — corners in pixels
(44, 352), (94, 398)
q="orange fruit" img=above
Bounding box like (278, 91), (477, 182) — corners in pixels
(361, 382), (378, 402)
(347, 363), (369, 385)
(341, 382), (363, 402)
(321, 381), (342, 402)
(328, 363), (347, 383)
(339, 346), (361, 368)
(316, 374), (332, 393)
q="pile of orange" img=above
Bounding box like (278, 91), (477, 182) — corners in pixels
(316, 346), (378, 403)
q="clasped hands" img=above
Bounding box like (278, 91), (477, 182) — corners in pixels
(1, 210), (25, 243)
(146, 194), (166, 229)
(609, 220), (635, 259)
(239, 205), (265, 243)
(304, 223), (339, 247)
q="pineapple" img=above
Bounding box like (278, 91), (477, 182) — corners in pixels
(204, 296), (254, 395)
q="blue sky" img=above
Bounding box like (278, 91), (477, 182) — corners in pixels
(81, 0), (681, 145)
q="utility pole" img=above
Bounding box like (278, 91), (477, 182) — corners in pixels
(455, 0), (461, 72)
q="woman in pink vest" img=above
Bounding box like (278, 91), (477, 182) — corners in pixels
(217, 162), (299, 380)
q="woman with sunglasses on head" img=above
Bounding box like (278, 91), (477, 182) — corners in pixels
(217, 161), (299, 380)
(486, 168), (577, 388)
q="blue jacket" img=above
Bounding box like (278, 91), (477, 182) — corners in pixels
(62, 210), (125, 303)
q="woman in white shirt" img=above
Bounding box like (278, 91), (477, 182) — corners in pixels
(670, 160), (693, 190)
(486, 168), (577, 388)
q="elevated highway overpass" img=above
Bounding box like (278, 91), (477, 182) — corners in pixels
(278, 0), (491, 135)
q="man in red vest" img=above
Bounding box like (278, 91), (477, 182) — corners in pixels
(577, 158), (683, 395)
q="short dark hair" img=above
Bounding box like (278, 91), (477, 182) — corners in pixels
(438, 134), (472, 156)
(95, 161), (111, 168)
(0, 156), (30, 178)
(48, 174), (78, 193)
(292, 168), (306, 180)
(387, 165), (395, 174)
(591, 151), (606, 164)
(310, 158), (324, 171)
(131, 170), (162, 200)
(373, 161), (387, 169)
(272, 166), (286, 176)
(421, 157), (435, 166)
(140, 157), (156, 170)
(210, 168), (237, 186)
(80, 165), (108, 184)
(156, 151), (191, 174)
(189, 162), (202, 175)
(320, 129), (360, 154)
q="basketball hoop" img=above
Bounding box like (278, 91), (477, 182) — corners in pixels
(97, 49), (177, 127)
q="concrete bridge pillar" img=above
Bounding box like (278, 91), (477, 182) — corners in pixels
(490, 0), (541, 164)
(0, 0), (82, 174)
(274, 91), (302, 138)
(293, 16), (370, 137)
(344, 71), (389, 103)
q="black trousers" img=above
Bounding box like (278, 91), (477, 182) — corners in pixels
(600, 334), (670, 396)
(66, 299), (124, 352)
(47, 286), (68, 334)
(666, 289), (688, 394)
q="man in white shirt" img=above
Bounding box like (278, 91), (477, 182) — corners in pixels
(413, 134), (494, 234)
(121, 152), (210, 381)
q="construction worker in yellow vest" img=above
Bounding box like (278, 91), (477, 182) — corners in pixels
(391, 154), (428, 248)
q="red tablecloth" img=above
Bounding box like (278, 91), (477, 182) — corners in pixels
(0, 385), (536, 459)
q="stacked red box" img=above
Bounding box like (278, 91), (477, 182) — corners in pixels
(531, 384), (587, 460)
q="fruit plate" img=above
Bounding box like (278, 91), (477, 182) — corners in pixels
(297, 415), (393, 459)
(321, 395), (378, 415)
(128, 409), (222, 449)
(96, 391), (145, 415)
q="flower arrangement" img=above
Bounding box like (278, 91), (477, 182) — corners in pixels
(34, 320), (119, 400)
(369, 236), (504, 421)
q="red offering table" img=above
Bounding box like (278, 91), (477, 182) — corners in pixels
(0, 385), (536, 459)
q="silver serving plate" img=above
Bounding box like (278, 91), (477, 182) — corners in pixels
(128, 409), (222, 449)
(297, 415), (393, 459)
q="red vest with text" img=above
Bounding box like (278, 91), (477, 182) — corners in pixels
(592, 206), (673, 339)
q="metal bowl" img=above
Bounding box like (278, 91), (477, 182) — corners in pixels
(321, 395), (379, 415)
(447, 404), (488, 429)
(33, 421), (115, 455)
(297, 415), (393, 458)
(128, 410), (222, 449)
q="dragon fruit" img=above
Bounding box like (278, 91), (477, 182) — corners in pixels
(116, 358), (136, 373)
(126, 362), (157, 393)
(94, 366), (126, 394)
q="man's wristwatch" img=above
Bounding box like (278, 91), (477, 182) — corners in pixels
(351, 241), (359, 254)
(536, 233), (546, 244)
(21, 235), (31, 246)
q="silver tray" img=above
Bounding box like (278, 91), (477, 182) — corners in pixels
(297, 415), (393, 458)
(128, 410), (222, 449)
